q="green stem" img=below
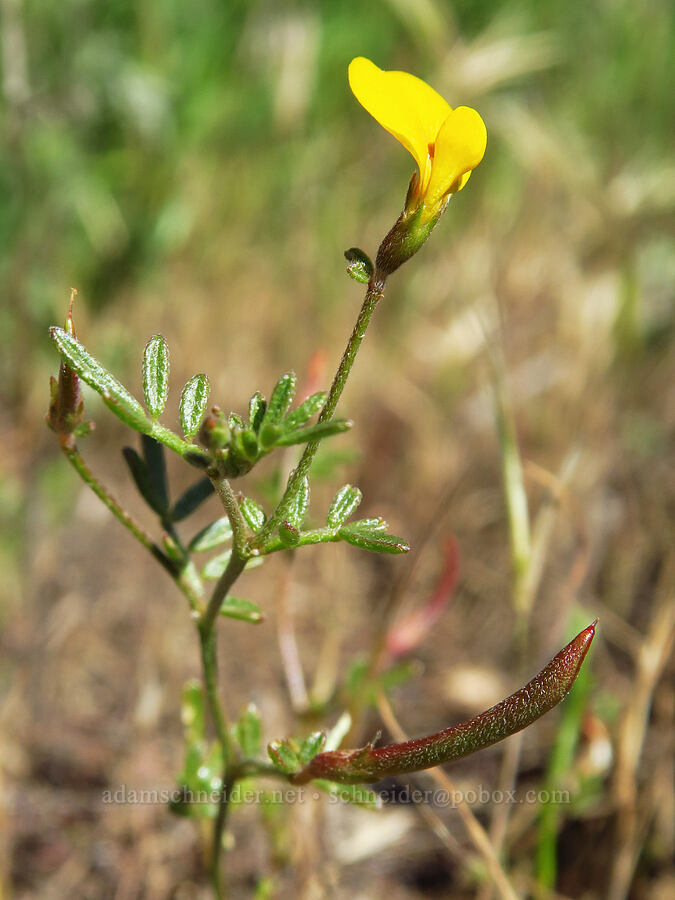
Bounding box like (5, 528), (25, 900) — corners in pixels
(251, 274), (387, 550)
(210, 777), (231, 899)
(62, 441), (203, 611)
(193, 271), (388, 892)
(197, 619), (240, 899)
(150, 420), (210, 465)
(200, 552), (248, 634)
(199, 628), (232, 758)
(196, 474), (254, 896)
(209, 474), (250, 559)
(163, 520), (205, 612)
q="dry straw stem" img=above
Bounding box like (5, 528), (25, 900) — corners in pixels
(376, 691), (519, 900)
(607, 555), (675, 900)
(484, 452), (590, 880)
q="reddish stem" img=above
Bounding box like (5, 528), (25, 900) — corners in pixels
(292, 620), (597, 785)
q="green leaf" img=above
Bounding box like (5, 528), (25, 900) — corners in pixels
(201, 550), (232, 580)
(299, 731), (326, 765)
(188, 517), (233, 552)
(179, 374), (209, 440)
(220, 596), (264, 624)
(339, 523), (410, 554)
(248, 392), (267, 432)
(345, 658), (422, 706)
(142, 334), (170, 418)
(122, 446), (167, 515)
(142, 435), (170, 513)
(284, 391), (327, 430)
(234, 703), (262, 756)
(313, 779), (381, 809)
(239, 496), (266, 532)
(73, 421), (94, 438)
(327, 484), (362, 530)
(252, 876), (276, 900)
(267, 739), (300, 775)
(287, 476), (310, 528)
(276, 419), (352, 447)
(171, 477), (215, 521)
(102, 391), (153, 433)
(181, 679), (206, 745)
(262, 372), (297, 428)
(50, 326), (152, 434)
(344, 247), (374, 284)
(176, 740), (223, 801)
(202, 552), (263, 580)
(278, 521), (300, 547)
(183, 448), (211, 469)
(169, 786), (218, 820)
(351, 517), (387, 531)
(240, 429), (259, 460)
(259, 423), (282, 450)
(161, 532), (184, 564)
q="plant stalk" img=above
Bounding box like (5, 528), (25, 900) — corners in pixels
(195, 269), (389, 894)
(251, 273), (387, 549)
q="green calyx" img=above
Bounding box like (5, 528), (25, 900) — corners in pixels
(375, 203), (443, 277)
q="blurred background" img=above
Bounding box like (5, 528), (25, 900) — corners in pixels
(1, 0), (673, 897)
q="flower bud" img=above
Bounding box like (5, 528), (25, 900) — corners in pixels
(46, 290), (89, 441)
(198, 407), (231, 451)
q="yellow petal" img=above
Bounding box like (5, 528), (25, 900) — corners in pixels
(348, 57), (451, 185)
(424, 106), (487, 207)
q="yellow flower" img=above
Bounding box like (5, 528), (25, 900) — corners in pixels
(348, 57), (487, 216)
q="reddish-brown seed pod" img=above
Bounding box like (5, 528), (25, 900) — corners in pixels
(292, 620), (597, 785)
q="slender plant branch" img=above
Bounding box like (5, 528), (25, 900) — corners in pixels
(199, 620), (237, 900)
(250, 274), (387, 550)
(200, 550), (248, 635)
(209, 473), (250, 559)
(209, 778), (231, 900)
(195, 273), (387, 894)
(61, 436), (234, 897)
(61, 439), (203, 612)
(195, 472), (258, 897)
(197, 551), (247, 899)
(63, 441), (162, 557)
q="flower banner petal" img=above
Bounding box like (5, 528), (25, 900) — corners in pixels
(348, 57), (451, 184)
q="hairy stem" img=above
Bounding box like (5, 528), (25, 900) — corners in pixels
(209, 473), (250, 559)
(200, 550), (248, 635)
(196, 472), (255, 896)
(251, 274), (386, 549)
